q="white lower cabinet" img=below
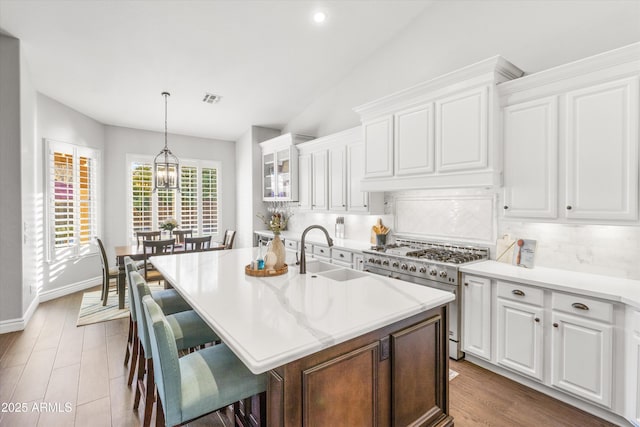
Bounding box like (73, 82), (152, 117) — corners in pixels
(626, 309), (640, 425)
(550, 310), (613, 408)
(462, 275), (492, 360)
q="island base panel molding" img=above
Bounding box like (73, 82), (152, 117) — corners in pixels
(266, 306), (452, 427)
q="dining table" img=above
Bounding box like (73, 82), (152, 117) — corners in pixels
(113, 241), (225, 309)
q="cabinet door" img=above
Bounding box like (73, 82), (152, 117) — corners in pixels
(347, 142), (369, 212)
(551, 311), (613, 407)
(496, 298), (544, 381)
(436, 86), (488, 172)
(363, 116), (393, 178)
(565, 76), (639, 220)
(328, 146), (347, 211)
(503, 96), (558, 218)
(312, 150), (328, 210)
(262, 152), (276, 200)
(298, 154), (312, 210)
(394, 103), (434, 176)
(462, 275), (492, 360)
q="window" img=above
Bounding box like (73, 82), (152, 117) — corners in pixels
(128, 156), (220, 242)
(46, 140), (99, 260)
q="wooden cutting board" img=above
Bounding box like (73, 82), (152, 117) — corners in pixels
(496, 234), (515, 264)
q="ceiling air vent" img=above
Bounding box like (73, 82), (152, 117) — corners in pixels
(202, 93), (222, 104)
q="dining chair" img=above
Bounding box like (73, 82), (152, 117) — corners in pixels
(136, 231), (162, 248)
(96, 237), (119, 306)
(184, 236), (212, 252)
(123, 257), (193, 385)
(130, 271), (220, 427)
(222, 229), (236, 249)
(142, 294), (267, 427)
(142, 239), (175, 283)
(172, 229), (193, 245)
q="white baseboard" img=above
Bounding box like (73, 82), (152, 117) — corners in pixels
(0, 276), (101, 334)
(39, 276), (101, 302)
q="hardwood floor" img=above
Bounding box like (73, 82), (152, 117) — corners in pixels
(0, 289), (617, 427)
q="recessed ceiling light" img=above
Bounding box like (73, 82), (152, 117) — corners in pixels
(312, 11), (327, 24)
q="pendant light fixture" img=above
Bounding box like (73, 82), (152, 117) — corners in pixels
(154, 91), (180, 192)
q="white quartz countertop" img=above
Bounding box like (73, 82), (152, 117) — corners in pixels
(255, 229), (372, 251)
(460, 261), (640, 309)
(151, 248), (454, 374)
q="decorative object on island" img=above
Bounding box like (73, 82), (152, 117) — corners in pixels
(244, 263), (288, 277)
(370, 217), (390, 245)
(159, 217), (179, 232)
(153, 91), (180, 192)
(335, 216), (345, 239)
(512, 238), (537, 268)
(257, 201), (293, 269)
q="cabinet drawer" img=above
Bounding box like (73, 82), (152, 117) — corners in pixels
(331, 248), (353, 263)
(285, 239), (298, 250)
(497, 281), (543, 306)
(551, 292), (613, 324)
(313, 245), (331, 257)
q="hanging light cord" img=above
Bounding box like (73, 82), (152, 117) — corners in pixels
(162, 91), (170, 152)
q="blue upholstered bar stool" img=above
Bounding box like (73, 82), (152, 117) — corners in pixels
(142, 295), (267, 427)
(130, 271), (220, 427)
(123, 256), (193, 384)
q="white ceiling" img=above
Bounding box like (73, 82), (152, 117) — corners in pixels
(0, 0), (431, 141)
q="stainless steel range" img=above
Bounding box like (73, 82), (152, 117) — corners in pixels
(362, 238), (489, 360)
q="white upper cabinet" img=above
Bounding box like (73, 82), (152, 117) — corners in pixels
(363, 117), (394, 178)
(502, 96), (558, 218)
(436, 86), (488, 172)
(298, 127), (384, 214)
(311, 150), (328, 210)
(499, 43), (640, 223)
(329, 146), (347, 211)
(260, 133), (312, 202)
(394, 103), (434, 176)
(564, 77), (639, 221)
(354, 56), (524, 191)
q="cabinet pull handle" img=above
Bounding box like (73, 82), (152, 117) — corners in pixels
(534, 318), (540, 323)
(512, 289), (525, 296)
(553, 323), (559, 328)
(571, 302), (589, 311)
(566, 205), (572, 210)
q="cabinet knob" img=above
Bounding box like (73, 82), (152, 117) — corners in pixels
(364, 204), (368, 207)
(342, 204), (345, 207)
(566, 205), (572, 210)
(534, 317), (540, 323)
(553, 323), (559, 328)
(503, 205), (509, 210)
(464, 282), (468, 286)
(339, 253), (344, 258)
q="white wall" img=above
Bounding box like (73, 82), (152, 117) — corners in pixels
(103, 125), (236, 257)
(36, 93), (106, 292)
(283, 0), (640, 137)
(0, 34), (24, 321)
(235, 126), (280, 248)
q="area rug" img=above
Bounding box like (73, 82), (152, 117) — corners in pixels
(76, 284), (164, 327)
(449, 369), (459, 381)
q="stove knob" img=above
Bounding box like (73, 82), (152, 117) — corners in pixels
(439, 270), (448, 278)
(375, 259), (382, 265)
(368, 257), (376, 263)
(429, 268), (437, 276)
(419, 266), (427, 274)
(382, 260), (390, 266)
(392, 261), (400, 268)
(409, 265), (416, 272)
(400, 263), (408, 270)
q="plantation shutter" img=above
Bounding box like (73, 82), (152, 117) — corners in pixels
(201, 167), (218, 234)
(180, 166), (198, 233)
(131, 162), (153, 240)
(47, 140), (99, 260)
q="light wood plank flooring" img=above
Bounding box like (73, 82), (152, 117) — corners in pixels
(0, 288), (617, 426)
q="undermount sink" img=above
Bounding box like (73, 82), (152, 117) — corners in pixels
(317, 268), (368, 282)
(305, 260), (340, 273)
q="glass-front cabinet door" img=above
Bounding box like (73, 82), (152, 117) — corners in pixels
(260, 134), (302, 202)
(263, 152), (275, 199)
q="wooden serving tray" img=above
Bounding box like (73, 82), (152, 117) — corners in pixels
(245, 264), (288, 277)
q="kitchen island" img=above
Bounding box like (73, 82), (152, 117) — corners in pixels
(151, 247), (455, 427)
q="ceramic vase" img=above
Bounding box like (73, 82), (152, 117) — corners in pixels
(271, 233), (286, 269)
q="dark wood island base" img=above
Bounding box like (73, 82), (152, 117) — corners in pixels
(250, 304), (452, 427)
